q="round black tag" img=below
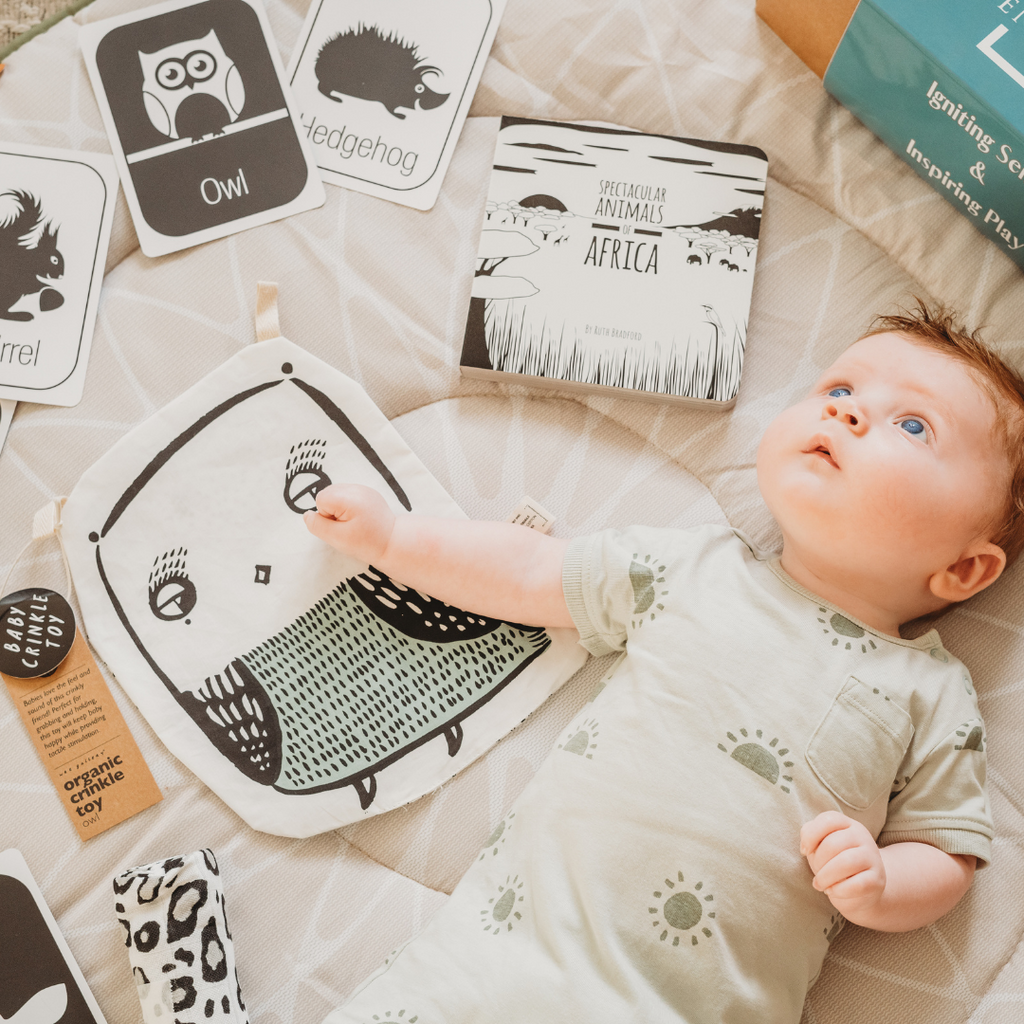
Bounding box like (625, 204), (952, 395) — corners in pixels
(0, 589), (76, 678)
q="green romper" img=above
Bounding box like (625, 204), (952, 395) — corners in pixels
(325, 524), (993, 1024)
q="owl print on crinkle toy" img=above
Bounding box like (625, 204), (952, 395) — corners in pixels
(60, 293), (585, 838)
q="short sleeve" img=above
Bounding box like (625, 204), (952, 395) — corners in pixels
(879, 717), (993, 867)
(562, 524), (726, 658)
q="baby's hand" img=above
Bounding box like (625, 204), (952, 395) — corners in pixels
(800, 811), (886, 915)
(303, 483), (396, 564)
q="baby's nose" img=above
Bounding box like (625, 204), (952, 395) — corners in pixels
(823, 400), (867, 433)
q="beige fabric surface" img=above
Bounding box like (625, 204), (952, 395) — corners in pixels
(1, 0), (1023, 1022)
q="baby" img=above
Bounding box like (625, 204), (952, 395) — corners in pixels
(309, 305), (1024, 1024)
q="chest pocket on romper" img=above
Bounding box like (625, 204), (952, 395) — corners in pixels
(806, 675), (914, 810)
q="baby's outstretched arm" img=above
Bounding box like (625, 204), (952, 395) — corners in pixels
(304, 483), (574, 628)
(800, 811), (976, 932)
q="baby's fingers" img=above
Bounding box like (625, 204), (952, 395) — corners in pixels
(800, 811), (855, 859)
(810, 847), (879, 894)
(314, 482), (361, 520)
(303, 508), (336, 541)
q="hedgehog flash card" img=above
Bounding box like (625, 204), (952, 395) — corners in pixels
(80, 0), (324, 257)
(286, 0), (507, 209)
(61, 330), (585, 837)
(0, 143), (116, 407)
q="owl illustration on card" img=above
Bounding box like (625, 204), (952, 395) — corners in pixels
(139, 29), (245, 142)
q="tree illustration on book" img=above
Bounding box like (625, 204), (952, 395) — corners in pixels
(461, 117), (768, 406)
(463, 228), (538, 370)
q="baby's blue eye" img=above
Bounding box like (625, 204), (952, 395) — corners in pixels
(827, 387), (851, 398)
(900, 418), (925, 435)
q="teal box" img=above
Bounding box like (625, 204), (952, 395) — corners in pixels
(825, 0), (1024, 267)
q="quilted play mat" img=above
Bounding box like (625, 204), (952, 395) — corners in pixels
(1, 1), (1023, 1022)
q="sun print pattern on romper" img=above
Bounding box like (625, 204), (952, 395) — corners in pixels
(558, 716), (599, 758)
(364, 1012), (419, 1024)
(478, 812), (514, 860)
(824, 912), (844, 943)
(954, 721), (985, 751)
(648, 871), (715, 947)
(629, 553), (668, 629)
(480, 875), (525, 933)
(718, 728), (794, 793)
(817, 607), (877, 653)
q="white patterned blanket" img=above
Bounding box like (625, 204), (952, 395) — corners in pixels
(1, 1), (1022, 1021)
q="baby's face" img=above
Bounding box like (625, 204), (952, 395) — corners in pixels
(757, 333), (1008, 581)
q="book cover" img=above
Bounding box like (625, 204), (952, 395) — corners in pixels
(823, 0), (1024, 267)
(460, 117), (768, 407)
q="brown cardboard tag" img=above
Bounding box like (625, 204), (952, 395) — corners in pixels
(2, 630), (161, 839)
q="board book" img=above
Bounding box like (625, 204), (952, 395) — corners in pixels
(460, 117), (768, 407)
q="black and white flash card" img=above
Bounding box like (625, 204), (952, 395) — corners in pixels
(0, 143), (117, 407)
(0, 849), (107, 1024)
(287, 0), (507, 210)
(80, 0), (324, 257)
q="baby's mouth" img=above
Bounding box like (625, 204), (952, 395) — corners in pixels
(805, 439), (840, 469)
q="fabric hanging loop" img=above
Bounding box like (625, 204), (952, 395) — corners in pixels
(255, 281), (281, 342)
(1, 497), (79, 622)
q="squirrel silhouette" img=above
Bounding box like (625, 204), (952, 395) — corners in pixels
(0, 191), (64, 322)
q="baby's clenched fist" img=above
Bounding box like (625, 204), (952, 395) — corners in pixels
(304, 483), (396, 565)
(800, 811), (886, 915)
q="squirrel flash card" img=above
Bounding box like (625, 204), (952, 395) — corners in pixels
(80, 0), (324, 257)
(286, 0), (507, 210)
(0, 144), (116, 407)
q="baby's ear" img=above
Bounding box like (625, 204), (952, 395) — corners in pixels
(929, 541), (1007, 604)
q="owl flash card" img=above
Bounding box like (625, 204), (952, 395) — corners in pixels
(0, 849), (107, 1024)
(80, 0), (325, 258)
(62, 328), (586, 837)
(0, 143), (117, 407)
(286, 0), (507, 210)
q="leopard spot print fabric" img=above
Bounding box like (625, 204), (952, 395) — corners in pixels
(113, 849), (248, 1023)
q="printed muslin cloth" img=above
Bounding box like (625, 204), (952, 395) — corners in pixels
(60, 301), (585, 837)
(113, 849), (247, 1024)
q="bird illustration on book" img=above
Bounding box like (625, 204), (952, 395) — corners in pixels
(0, 191), (64, 322)
(314, 25), (449, 119)
(86, 365), (550, 810)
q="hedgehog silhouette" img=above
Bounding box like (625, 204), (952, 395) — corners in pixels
(314, 24), (449, 119)
(0, 190), (64, 322)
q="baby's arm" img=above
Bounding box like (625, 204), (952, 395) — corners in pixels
(800, 811), (976, 932)
(304, 483), (574, 628)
